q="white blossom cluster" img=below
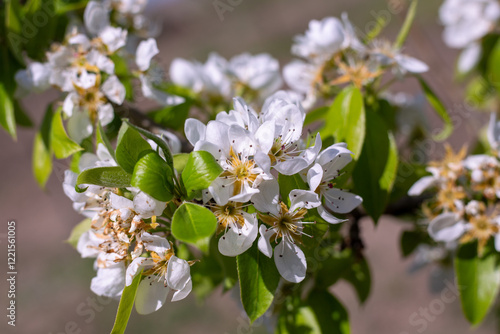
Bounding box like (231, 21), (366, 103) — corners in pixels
(409, 113), (500, 254)
(170, 52), (283, 108)
(63, 138), (193, 315)
(15, 0), (180, 143)
(185, 91), (362, 283)
(440, 0), (500, 73)
(282, 14), (428, 109)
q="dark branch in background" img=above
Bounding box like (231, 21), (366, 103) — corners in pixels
(346, 194), (430, 257)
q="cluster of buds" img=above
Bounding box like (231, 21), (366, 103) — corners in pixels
(409, 113), (500, 254)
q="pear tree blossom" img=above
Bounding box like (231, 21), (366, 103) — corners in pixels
(6, 0), (493, 332)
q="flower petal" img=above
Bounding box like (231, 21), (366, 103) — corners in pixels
(172, 278), (192, 302)
(141, 232), (171, 255)
(135, 278), (169, 315)
(322, 188), (362, 214)
(251, 179), (280, 216)
(166, 256), (191, 291)
(408, 176), (436, 196)
(218, 212), (258, 257)
(257, 224), (275, 258)
(289, 189), (321, 211)
(428, 213), (466, 243)
(317, 205), (346, 224)
(274, 241), (306, 283)
(307, 163), (324, 191)
(90, 265), (126, 299)
(125, 257), (155, 286)
(133, 192), (166, 218)
(136, 38), (159, 72)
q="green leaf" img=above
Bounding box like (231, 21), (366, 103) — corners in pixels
(5, 0), (25, 64)
(115, 122), (152, 173)
(171, 202), (217, 244)
(55, 0), (89, 14)
(237, 242), (280, 323)
(316, 249), (353, 288)
(0, 82), (17, 140)
(304, 106), (328, 126)
(278, 174), (308, 205)
(181, 151), (223, 200)
(173, 153), (189, 173)
(321, 86), (365, 159)
(66, 218), (92, 248)
(148, 101), (193, 131)
(96, 121), (115, 159)
(488, 39), (500, 95)
(418, 77), (453, 141)
(77, 166), (132, 188)
(400, 230), (424, 257)
(342, 258), (371, 303)
(51, 109), (83, 159)
(131, 151), (174, 202)
(123, 120), (174, 167)
(110, 270), (142, 334)
(14, 102), (33, 127)
(353, 111), (398, 223)
(306, 289), (350, 334)
(455, 241), (500, 325)
(32, 132), (52, 188)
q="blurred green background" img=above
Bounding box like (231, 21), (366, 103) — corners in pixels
(0, 0), (495, 333)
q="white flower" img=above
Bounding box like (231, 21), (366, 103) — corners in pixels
(370, 39), (428, 74)
(136, 39), (184, 106)
(186, 102), (271, 204)
(427, 212), (467, 243)
(86, 49), (115, 74)
(99, 26), (127, 53)
(126, 233), (192, 314)
(136, 38), (159, 72)
(170, 53), (232, 99)
(63, 144), (116, 215)
(340, 13), (365, 52)
(84, 1), (110, 35)
(14, 62), (51, 95)
(110, 191), (165, 224)
(282, 60), (319, 109)
(77, 228), (107, 258)
(304, 144), (362, 223)
(91, 263), (126, 299)
(101, 75), (126, 105)
(292, 17), (345, 62)
(440, 0), (500, 48)
(213, 202), (259, 256)
(226, 53), (282, 99)
(62, 72), (125, 142)
(253, 91), (322, 175)
(255, 186), (320, 283)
